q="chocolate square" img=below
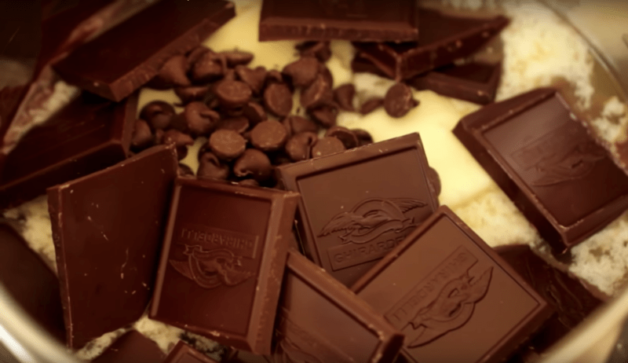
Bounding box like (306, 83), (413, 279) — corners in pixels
(150, 179), (299, 354)
(276, 133), (439, 287)
(352, 206), (552, 363)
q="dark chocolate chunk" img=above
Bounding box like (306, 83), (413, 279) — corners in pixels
(140, 101), (176, 131)
(0, 222), (65, 343)
(175, 102), (219, 136)
(276, 133), (439, 286)
(48, 145), (178, 348)
(217, 116), (250, 134)
(221, 50), (254, 67)
(300, 74), (332, 110)
(352, 128), (373, 146)
(233, 149), (273, 182)
(175, 85), (210, 105)
(149, 178), (300, 354)
(311, 137), (346, 158)
(150, 55), (191, 89)
(209, 129), (247, 161)
(236, 66), (267, 95)
(407, 61), (502, 105)
(215, 80), (253, 109)
(259, 0), (419, 41)
(242, 102), (267, 125)
(250, 120), (289, 152)
(310, 106), (337, 127)
(359, 97), (384, 114)
(274, 250), (404, 363)
(191, 51), (225, 83)
(54, 0), (236, 101)
(282, 57), (320, 88)
(197, 152), (230, 181)
(0, 92), (137, 209)
(285, 132), (318, 162)
(164, 341), (218, 363)
(131, 119), (155, 151)
(453, 88), (628, 253)
(263, 82), (293, 117)
(326, 126), (358, 149)
(295, 41), (332, 62)
(334, 84), (356, 111)
(427, 166), (441, 197)
(384, 83), (418, 118)
(93, 330), (166, 363)
(282, 115), (318, 136)
(353, 8), (509, 80)
(162, 129), (194, 160)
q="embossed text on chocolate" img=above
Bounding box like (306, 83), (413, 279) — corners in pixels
(178, 224), (259, 259)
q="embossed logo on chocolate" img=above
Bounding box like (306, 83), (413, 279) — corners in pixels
(385, 247), (493, 347)
(169, 225), (259, 289)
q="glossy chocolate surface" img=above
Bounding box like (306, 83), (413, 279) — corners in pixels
(164, 341), (219, 363)
(47, 145), (178, 348)
(150, 179), (299, 354)
(453, 88), (628, 253)
(352, 206), (552, 363)
(259, 0), (418, 41)
(0, 92), (137, 209)
(353, 8), (508, 81)
(276, 133), (439, 287)
(274, 250), (403, 363)
(93, 330), (166, 363)
(54, 0), (236, 101)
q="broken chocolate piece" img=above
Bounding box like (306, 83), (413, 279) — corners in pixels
(149, 178), (299, 354)
(93, 330), (166, 363)
(352, 206), (553, 363)
(164, 341), (218, 363)
(48, 145), (178, 349)
(384, 83), (418, 118)
(276, 133), (439, 286)
(453, 88), (628, 253)
(53, 0), (236, 101)
(259, 0), (419, 42)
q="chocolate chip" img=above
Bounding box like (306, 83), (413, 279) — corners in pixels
(174, 85), (210, 105)
(282, 115), (318, 136)
(352, 128), (373, 146)
(178, 163), (195, 178)
(236, 179), (260, 187)
(333, 84), (355, 111)
(282, 57), (319, 88)
(162, 129), (194, 160)
(220, 50), (254, 67)
(263, 83), (293, 117)
(384, 83), (418, 118)
(310, 106), (337, 127)
(223, 68), (236, 82)
(217, 116), (249, 134)
(140, 101), (175, 130)
(272, 153), (292, 166)
(427, 166), (441, 196)
(191, 51), (224, 83)
(174, 102), (219, 136)
(285, 132), (318, 162)
(153, 55), (190, 88)
(359, 97), (384, 115)
(311, 137), (346, 158)
(242, 102), (267, 126)
(325, 126), (358, 149)
(250, 120), (288, 152)
(186, 46), (210, 69)
(198, 152), (230, 181)
(233, 149), (273, 182)
(265, 70), (285, 85)
(295, 41), (331, 62)
(214, 80), (252, 109)
(131, 119), (153, 151)
(154, 129), (165, 144)
(318, 64), (334, 88)
(235, 65), (267, 95)
(301, 73), (333, 110)
(208, 129), (246, 161)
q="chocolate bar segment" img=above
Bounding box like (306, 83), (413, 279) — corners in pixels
(93, 330), (166, 363)
(352, 8), (508, 81)
(48, 144), (178, 348)
(259, 0), (418, 42)
(274, 249), (403, 363)
(407, 61), (501, 104)
(164, 341), (218, 363)
(54, 0), (236, 101)
(150, 179), (299, 354)
(453, 88), (628, 253)
(276, 133), (439, 287)
(352, 206), (552, 363)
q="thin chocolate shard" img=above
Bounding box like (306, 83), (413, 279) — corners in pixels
(259, 0), (419, 42)
(275, 250), (404, 363)
(164, 341), (219, 363)
(352, 206), (553, 363)
(0, 92), (137, 209)
(93, 330), (167, 363)
(150, 178), (299, 354)
(276, 133), (439, 287)
(53, 0), (236, 101)
(353, 8), (509, 81)
(453, 88), (628, 253)
(47, 144), (179, 349)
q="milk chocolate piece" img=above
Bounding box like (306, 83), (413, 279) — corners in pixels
(54, 0), (236, 101)
(275, 250), (403, 362)
(164, 341), (218, 363)
(48, 145), (178, 348)
(276, 133), (439, 287)
(453, 88), (628, 253)
(93, 330), (166, 363)
(352, 207), (552, 363)
(0, 222), (65, 343)
(150, 179), (299, 354)
(353, 9), (508, 81)
(408, 61), (501, 104)
(259, 0), (419, 42)
(0, 92), (137, 209)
